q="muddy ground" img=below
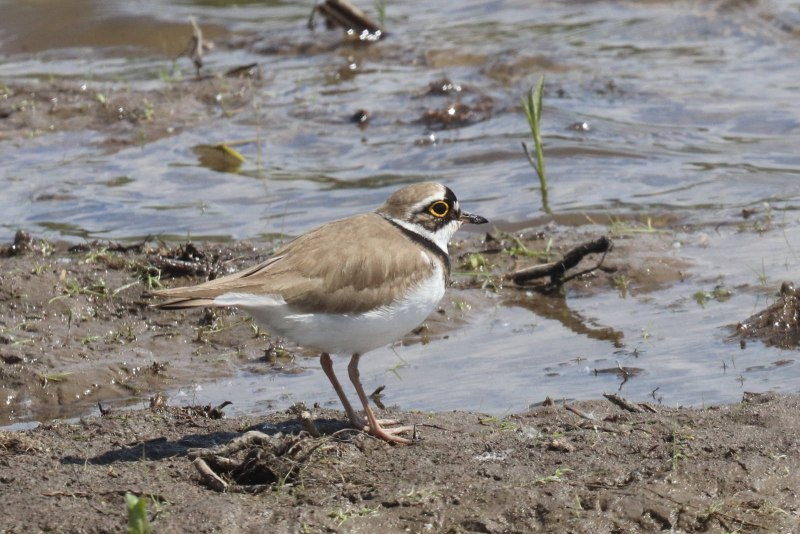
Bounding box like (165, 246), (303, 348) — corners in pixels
(0, 233), (799, 533)
(0, 391), (798, 533)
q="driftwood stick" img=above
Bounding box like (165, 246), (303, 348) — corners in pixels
(509, 236), (612, 286)
(603, 393), (644, 413)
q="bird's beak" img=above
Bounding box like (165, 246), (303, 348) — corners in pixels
(460, 211), (488, 225)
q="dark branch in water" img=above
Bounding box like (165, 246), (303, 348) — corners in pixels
(308, 0), (385, 41)
(508, 236), (612, 287)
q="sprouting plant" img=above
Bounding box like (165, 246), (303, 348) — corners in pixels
(534, 467), (573, 484)
(328, 505), (380, 527)
(478, 416), (519, 432)
(748, 258), (769, 286)
(38, 371), (73, 386)
(374, 0), (387, 27)
(612, 275), (630, 298)
(126, 493), (152, 534)
(142, 99), (155, 121)
(608, 216), (666, 236)
(522, 76), (550, 214)
(670, 427), (695, 471)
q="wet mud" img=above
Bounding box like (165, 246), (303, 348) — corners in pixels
(1, 392), (798, 532)
(1, 232), (799, 532)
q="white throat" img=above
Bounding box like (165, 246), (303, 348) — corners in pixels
(383, 216), (460, 256)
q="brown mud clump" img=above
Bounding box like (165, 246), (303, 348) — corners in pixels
(733, 281), (800, 349)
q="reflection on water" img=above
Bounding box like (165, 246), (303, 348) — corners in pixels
(1, 0), (800, 420)
(505, 291), (625, 347)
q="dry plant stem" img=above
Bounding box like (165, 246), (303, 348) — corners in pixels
(509, 236), (612, 286)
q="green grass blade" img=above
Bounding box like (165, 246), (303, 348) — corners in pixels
(522, 75), (550, 213)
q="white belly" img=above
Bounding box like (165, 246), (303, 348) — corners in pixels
(218, 262), (446, 355)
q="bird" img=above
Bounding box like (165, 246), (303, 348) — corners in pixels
(149, 182), (488, 444)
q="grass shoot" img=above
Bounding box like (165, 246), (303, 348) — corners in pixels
(522, 76), (550, 214)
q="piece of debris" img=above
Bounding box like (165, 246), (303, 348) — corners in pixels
(149, 393), (168, 410)
(602, 392), (657, 413)
(545, 438), (575, 452)
(732, 281), (800, 349)
(369, 385), (386, 409)
(177, 16), (214, 77)
(192, 143), (246, 173)
(418, 78), (463, 97)
(564, 404), (596, 421)
(8, 230), (33, 256)
(508, 236), (613, 289)
(146, 242), (219, 278)
(308, 0), (385, 41)
(188, 430), (329, 493)
(419, 97), (494, 130)
(287, 403), (320, 437)
(350, 108), (369, 125)
(224, 63), (263, 79)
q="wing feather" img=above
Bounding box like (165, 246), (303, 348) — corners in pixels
(149, 213), (437, 314)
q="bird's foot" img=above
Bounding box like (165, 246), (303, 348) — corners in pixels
(347, 414), (417, 444)
(365, 422), (416, 445)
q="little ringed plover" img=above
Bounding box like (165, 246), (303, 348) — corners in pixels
(149, 182), (488, 444)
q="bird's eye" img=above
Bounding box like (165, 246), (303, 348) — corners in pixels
(428, 200), (449, 218)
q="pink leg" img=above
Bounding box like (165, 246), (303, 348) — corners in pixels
(347, 353), (415, 444)
(319, 353), (367, 430)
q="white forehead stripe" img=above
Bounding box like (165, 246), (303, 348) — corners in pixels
(410, 191), (447, 213)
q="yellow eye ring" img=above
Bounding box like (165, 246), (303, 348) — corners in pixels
(428, 200), (449, 218)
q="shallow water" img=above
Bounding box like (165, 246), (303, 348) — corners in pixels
(2, 0), (800, 423)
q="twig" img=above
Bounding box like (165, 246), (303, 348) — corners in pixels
(602, 392), (645, 413)
(187, 430), (274, 459)
(192, 457), (229, 491)
(508, 236), (612, 286)
(564, 404), (596, 421)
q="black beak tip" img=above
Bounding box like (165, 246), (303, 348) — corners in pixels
(463, 212), (489, 225)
